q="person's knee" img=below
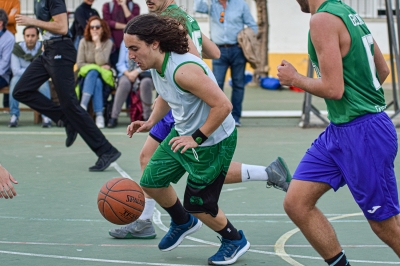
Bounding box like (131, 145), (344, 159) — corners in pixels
(283, 193), (310, 220)
(139, 149), (151, 171)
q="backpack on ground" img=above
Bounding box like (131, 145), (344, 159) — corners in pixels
(130, 88), (143, 122)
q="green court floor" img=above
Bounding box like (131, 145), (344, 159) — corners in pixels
(0, 85), (399, 265)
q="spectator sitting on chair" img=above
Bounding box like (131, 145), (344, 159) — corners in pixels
(194, 0), (258, 127)
(9, 26), (52, 128)
(0, 9), (14, 103)
(0, 1), (20, 109)
(77, 16), (113, 129)
(107, 39), (154, 128)
(102, 0), (140, 69)
(70, 0), (100, 50)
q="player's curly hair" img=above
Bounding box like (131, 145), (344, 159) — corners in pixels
(124, 14), (189, 54)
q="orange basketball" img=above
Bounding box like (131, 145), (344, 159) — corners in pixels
(97, 178), (145, 225)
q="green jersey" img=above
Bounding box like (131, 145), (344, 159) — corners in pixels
(163, 4), (203, 56)
(308, 0), (386, 124)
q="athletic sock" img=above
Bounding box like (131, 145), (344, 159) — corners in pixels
(241, 164), (268, 182)
(162, 198), (190, 225)
(325, 250), (350, 266)
(80, 92), (91, 110)
(95, 111), (103, 117)
(139, 198), (156, 220)
(216, 219), (241, 240)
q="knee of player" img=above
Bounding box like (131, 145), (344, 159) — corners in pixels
(139, 151), (151, 170)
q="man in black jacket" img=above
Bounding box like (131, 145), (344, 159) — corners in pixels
(70, 0), (99, 50)
(14, 0), (121, 171)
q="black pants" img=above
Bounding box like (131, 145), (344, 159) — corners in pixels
(13, 38), (112, 157)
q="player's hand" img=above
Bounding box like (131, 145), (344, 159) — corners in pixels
(126, 121), (152, 137)
(277, 60), (298, 86)
(127, 70), (139, 83)
(169, 136), (198, 153)
(0, 166), (18, 199)
(15, 14), (33, 26)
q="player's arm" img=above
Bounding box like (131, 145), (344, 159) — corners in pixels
(187, 34), (201, 58)
(15, 13), (68, 35)
(201, 33), (220, 59)
(373, 39), (390, 84)
(175, 64), (232, 137)
(278, 13), (344, 100)
(146, 96), (170, 128)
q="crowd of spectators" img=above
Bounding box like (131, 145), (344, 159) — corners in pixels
(0, 0), (152, 129)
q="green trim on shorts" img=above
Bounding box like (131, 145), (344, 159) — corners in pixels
(140, 127), (237, 189)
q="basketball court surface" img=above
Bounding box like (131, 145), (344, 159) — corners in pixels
(0, 86), (399, 265)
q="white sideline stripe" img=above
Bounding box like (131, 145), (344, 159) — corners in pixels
(0, 241), (391, 249)
(0, 250), (201, 266)
(111, 162), (132, 179)
(221, 187), (246, 192)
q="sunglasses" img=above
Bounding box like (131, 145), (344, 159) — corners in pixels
(90, 25), (101, 30)
(219, 11), (224, 23)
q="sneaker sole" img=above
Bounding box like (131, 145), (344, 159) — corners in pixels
(109, 231), (157, 239)
(160, 220), (203, 252)
(89, 152), (121, 172)
(209, 241), (250, 265)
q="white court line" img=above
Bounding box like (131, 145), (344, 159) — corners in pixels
(273, 213), (400, 265)
(111, 162), (132, 179)
(0, 250), (202, 266)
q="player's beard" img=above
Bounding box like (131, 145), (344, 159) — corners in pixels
(296, 0), (311, 13)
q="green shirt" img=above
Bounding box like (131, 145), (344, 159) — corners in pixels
(308, 0), (386, 124)
(162, 4), (203, 56)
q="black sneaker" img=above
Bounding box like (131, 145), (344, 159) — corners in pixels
(65, 122), (77, 147)
(89, 148), (121, 172)
(107, 118), (118, 128)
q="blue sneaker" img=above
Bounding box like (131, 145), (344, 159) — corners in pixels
(208, 230), (250, 265)
(158, 214), (202, 251)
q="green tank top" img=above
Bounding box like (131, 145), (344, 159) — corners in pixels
(163, 4), (203, 57)
(308, 0), (386, 124)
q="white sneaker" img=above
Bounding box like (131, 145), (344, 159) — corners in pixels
(96, 115), (105, 128)
(42, 116), (52, 128)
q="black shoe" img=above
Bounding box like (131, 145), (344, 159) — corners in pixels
(107, 118), (118, 128)
(89, 148), (121, 172)
(65, 123), (77, 147)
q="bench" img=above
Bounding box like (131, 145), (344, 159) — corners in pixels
(0, 86), (42, 124)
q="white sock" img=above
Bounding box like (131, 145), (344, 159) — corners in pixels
(80, 92), (91, 110)
(139, 198), (156, 220)
(241, 164), (268, 182)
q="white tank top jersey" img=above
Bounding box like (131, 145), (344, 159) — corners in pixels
(150, 52), (235, 146)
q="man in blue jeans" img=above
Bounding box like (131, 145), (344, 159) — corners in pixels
(194, 0), (257, 127)
(9, 25), (52, 128)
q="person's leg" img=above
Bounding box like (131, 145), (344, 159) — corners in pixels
(38, 80), (52, 127)
(91, 77), (105, 128)
(284, 180), (343, 259)
(212, 48), (230, 91)
(80, 70), (99, 110)
(8, 76), (20, 127)
(43, 40), (118, 167)
(139, 77), (154, 121)
(110, 75), (131, 119)
(13, 57), (61, 121)
(229, 46), (246, 125)
(9, 76), (20, 118)
(368, 216), (400, 256)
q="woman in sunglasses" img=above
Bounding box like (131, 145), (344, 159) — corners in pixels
(76, 16), (113, 128)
